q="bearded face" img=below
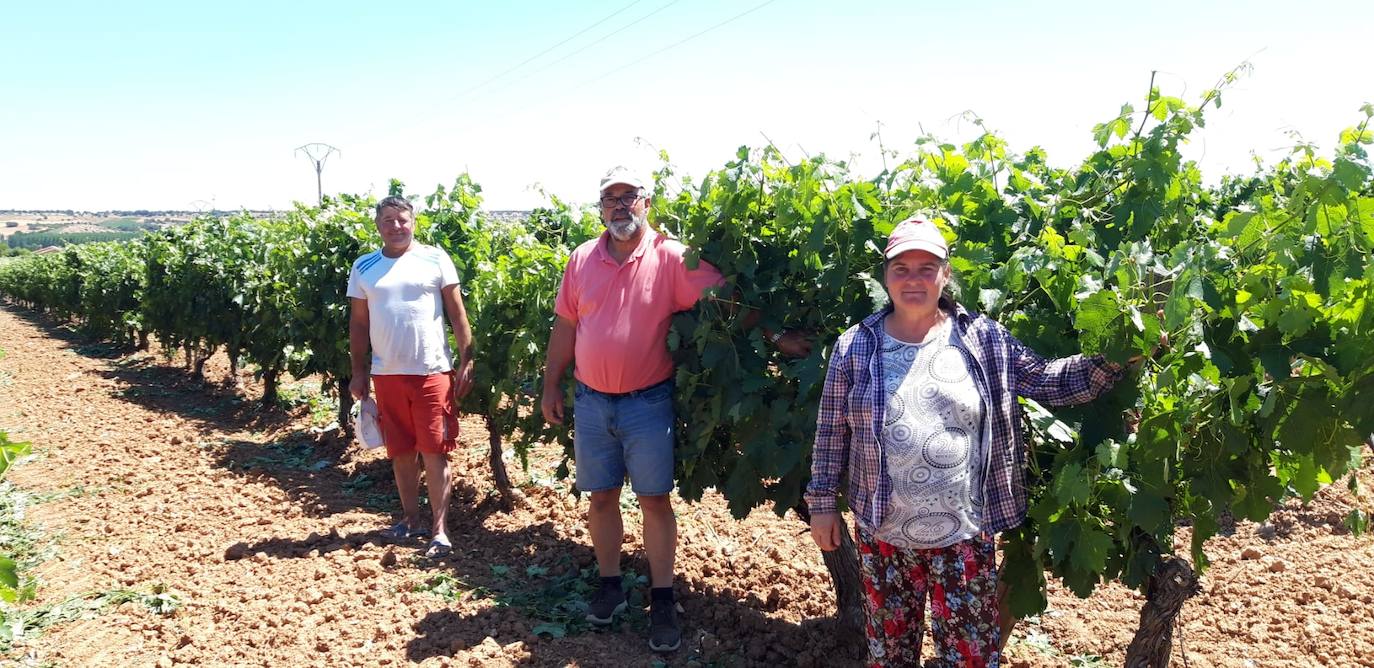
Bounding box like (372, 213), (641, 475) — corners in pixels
(606, 207), (646, 241)
(600, 183), (648, 242)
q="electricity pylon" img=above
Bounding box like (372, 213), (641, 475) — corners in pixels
(295, 143), (340, 205)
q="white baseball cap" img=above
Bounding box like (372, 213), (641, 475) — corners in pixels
(599, 165), (647, 193)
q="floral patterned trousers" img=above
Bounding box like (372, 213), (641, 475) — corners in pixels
(856, 528), (1001, 668)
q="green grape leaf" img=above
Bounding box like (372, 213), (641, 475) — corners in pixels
(999, 530), (1048, 618)
(1128, 488), (1170, 533)
(1074, 290), (1134, 363)
(1053, 462), (1092, 506)
(1096, 440), (1126, 469)
(1068, 525), (1113, 581)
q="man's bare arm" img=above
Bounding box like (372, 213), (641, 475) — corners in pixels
(441, 284), (475, 399)
(540, 316), (577, 425)
(348, 298), (371, 400)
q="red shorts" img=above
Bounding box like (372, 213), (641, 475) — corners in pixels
(371, 373), (459, 459)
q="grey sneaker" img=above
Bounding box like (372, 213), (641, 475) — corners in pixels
(585, 583), (626, 625)
(648, 601), (681, 652)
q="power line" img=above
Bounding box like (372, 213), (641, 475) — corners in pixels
(472, 0), (779, 123)
(342, 0), (780, 163)
(472, 0), (685, 102)
(453, 0), (645, 101)
(571, 0), (778, 91)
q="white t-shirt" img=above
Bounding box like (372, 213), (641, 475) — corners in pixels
(345, 243), (459, 376)
(874, 317), (986, 549)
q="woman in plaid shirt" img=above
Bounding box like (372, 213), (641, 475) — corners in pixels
(806, 216), (1126, 668)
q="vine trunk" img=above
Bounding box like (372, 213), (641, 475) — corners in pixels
(1124, 555), (1201, 667)
(482, 415), (514, 503)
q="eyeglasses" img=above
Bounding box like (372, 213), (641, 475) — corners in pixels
(599, 193), (643, 209)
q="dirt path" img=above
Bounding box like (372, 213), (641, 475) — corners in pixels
(0, 303), (1370, 667)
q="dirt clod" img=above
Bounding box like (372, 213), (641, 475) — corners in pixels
(223, 542), (250, 561)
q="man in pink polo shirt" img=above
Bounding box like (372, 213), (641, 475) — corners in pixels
(541, 166), (807, 652)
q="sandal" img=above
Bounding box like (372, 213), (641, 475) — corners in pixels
(381, 521), (411, 541)
(424, 536), (452, 559)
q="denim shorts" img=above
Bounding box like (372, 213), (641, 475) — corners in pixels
(572, 379), (675, 496)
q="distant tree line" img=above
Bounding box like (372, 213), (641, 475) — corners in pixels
(5, 230), (143, 249)
(2, 209), (190, 216)
(99, 218), (164, 232)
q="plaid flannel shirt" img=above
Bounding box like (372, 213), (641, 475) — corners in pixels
(805, 299), (1124, 534)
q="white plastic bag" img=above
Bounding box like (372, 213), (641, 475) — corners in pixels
(355, 397), (384, 450)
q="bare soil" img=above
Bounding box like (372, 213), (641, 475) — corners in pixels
(0, 214), (188, 239)
(0, 303), (1370, 667)
(0, 215), (105, 238)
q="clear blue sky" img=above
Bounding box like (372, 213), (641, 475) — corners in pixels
(1, 0), (1369, 211)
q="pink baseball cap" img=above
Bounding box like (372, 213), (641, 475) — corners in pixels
(884, 216), (948, 260)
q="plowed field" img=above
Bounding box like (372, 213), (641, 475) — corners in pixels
(1, 304), (1370, 667)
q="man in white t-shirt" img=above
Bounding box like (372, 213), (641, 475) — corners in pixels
(346, 195), (474, 558)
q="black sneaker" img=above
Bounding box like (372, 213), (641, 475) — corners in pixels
(648, 601), (681, 652)
(585, 582), (627, 625)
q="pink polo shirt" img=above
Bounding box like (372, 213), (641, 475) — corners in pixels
(555, 229), (725, 394)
